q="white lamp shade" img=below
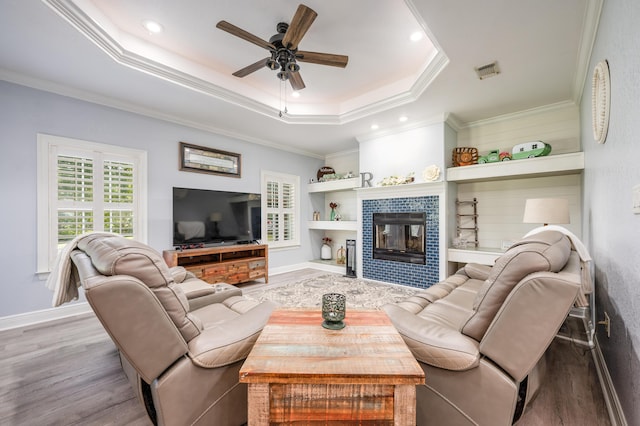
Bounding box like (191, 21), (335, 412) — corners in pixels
(209, 212), (222, 222)
(523, 198), (570, 225)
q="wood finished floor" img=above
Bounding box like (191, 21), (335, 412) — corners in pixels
(0, 269), (611, 425)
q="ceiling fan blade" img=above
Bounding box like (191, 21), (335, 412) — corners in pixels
(288, 71), (306, 91)
(296, 51), (348, 68)
(282, 4), (317, 50)
(216, 21), (275, 50)
(233, 58), (269, 77)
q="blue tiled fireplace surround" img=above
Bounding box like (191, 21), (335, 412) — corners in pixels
(362, 196), (439, 289)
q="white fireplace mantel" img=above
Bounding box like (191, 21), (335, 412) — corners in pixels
(355, 181), (446, 199)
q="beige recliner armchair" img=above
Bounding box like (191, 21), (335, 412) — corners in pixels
(67, 233), (277, 426)
(382, 230), (584, 425)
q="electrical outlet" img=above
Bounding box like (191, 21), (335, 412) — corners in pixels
(633, 184), (640, 214)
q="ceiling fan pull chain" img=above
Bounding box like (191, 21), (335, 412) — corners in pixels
(279, 80), (288, 118)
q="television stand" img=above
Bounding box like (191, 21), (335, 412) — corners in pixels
(163, 244), (268, 285)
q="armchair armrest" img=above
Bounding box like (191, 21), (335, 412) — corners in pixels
(171, 267), (243, 310)
(382, 304), (480, 371)
(463, 263), (492, 281)
(168, 265), (191, 283)
(187, 301), (277, 368)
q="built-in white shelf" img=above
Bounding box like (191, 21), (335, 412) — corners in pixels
(446, 152), (584, 183)
(308, 177), (360, 193)
(307, 220), (358, 231)
(308, 259), (347, 274)
(448, 247), (505, 266)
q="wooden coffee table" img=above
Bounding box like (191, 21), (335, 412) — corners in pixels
(239, 308), (425, 425)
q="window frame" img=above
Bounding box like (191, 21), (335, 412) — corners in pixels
(36, 134), (148, 273)
(261, 170), (300, 249)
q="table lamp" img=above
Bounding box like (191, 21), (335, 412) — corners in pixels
(523, 198), (570, 226)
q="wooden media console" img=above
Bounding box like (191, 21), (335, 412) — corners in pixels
(163, 244), (268, 285)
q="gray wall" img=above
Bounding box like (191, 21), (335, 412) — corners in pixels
(0, 81), (322, 317)
(581, 1), (640, 423)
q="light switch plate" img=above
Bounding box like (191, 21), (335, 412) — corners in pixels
(633, 184), (640, 214)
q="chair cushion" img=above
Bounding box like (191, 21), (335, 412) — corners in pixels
(462, 230), (571, 341)
(382, 269), (483, 370)
(188, 300), (278, 368)
(382, 303), (480, 371)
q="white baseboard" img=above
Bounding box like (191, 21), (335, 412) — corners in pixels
(1, 264), (327, 331)
(0, 302), (92, 331)
(592, 336), (628, 426)
(269, 262), (311, 276)
(269, 262), (346, 276)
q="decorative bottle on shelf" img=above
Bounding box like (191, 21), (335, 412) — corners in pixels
(321, 236), (332, 260)
(329, 202), (338, 221)
(321, 243), (332, 260)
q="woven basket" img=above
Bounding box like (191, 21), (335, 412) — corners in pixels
(452, 147), (478, 166)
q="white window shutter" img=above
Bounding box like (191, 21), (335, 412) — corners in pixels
(261, 171), (300, 248)
(37, 134), (147, 274)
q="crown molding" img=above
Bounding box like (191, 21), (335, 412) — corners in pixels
(460, 100), (578, 129)
(1, 69), (325, 159)
(42, 0), (446, 126)
(573, 0), (605, 104)
(355, 112), (451, 143)
(42, 0), (278, 117)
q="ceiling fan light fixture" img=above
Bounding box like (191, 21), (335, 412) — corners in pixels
(217, 4), (347, 92)
(286, 61), (300, 73)
(267, 59), (279, 70)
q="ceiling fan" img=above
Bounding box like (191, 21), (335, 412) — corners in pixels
(216, 4), (348, 91)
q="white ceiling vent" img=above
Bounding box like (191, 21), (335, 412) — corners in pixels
(475, 61), (500, 80)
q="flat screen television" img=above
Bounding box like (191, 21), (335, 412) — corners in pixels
(172, 187), (261, 247)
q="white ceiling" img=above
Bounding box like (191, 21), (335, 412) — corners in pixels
(0, 0), (601, 157)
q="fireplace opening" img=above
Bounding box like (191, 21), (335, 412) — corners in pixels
(373, 212), (426, 264)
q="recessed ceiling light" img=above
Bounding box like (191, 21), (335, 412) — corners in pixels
(399, 116), (408, 122)
(371, 124), (379, 130)
(291, 91), (301, 98)
(142, 20), (163, 34)
(410, 31), (423, 42)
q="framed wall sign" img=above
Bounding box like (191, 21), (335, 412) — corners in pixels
(179, 142), (241, 177)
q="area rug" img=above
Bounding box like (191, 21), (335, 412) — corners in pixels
(243, 274), (421, 309)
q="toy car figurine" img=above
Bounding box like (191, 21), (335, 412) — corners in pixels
(511, 141), (552, 159)
(478, 149), (512, 163)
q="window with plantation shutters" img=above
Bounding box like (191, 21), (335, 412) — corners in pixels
(37, 134), (147, 273)
(261, 171), (300, 248)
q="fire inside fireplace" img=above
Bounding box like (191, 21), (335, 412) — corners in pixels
(373, 212), (426, 264)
